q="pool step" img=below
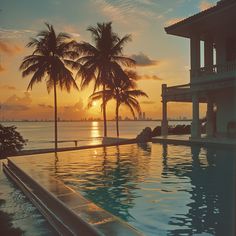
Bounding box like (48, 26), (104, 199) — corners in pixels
(3, 157), (143, 236)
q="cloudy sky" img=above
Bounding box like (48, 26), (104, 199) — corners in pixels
(0, 0), (218, 120)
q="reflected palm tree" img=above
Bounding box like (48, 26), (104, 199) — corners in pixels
(54, 144), (152, 221)
(54, 152), (59, 174)
(81, 145), (136, 221)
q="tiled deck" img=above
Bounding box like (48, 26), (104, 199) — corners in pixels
(3, 154), (143, 236)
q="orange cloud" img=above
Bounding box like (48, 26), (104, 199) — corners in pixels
(0, 84), (16, 90)
(38, 104), (53, 109)
(3, 92), (32, 111)
(140, 100), (156, 105)
(165, 17), (184, 26)
(138, 74), (162, 81)
(199, 1), (214, 11)
(61, 100), (88, 120)
(61, 25), (80, 39)
(0, 41), (22, 55)
(0, 64), (4, 72)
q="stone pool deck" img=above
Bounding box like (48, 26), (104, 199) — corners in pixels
(152, 135), (236, 148)
(3, 154), (143, 236)
(15, 137), (137, 157)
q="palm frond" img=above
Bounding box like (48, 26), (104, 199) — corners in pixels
(113, 56), (135, 67)
(111, 34), (132, 55)
(126, 90), (148, 98)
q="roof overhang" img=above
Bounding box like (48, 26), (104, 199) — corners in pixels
(165, 0), (236, 40)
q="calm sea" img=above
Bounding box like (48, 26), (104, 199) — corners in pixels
(2, 121), (190, 150)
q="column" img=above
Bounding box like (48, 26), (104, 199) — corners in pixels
(161, 84), (168, 136)
(190, 34), (200, 81)
(215, 35), (226, 69)
(191, 93), (201, 139)
(206, 97), (214, 137)
(204, 38), (214, 72)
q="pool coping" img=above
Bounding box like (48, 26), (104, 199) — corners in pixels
(13, 137), (137, 157)
(152, 135), (236, 148)
(3, 154), (143, 236)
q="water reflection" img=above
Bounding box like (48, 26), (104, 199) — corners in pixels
(54, 152), (59, 174)
(51, 144), (235, 236)
(166, 145), (236, 236)
(77, 145), (152, 221)
(90, 121), (101, 145)
(137, 142), (152, 153)
(53, 144), (152, 221)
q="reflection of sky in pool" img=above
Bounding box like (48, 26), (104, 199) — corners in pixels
(26, 143), (234, 236)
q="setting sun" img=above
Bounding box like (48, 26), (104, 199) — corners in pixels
(92, 101), (98, 107)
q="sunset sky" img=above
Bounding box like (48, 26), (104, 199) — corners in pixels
(0, 0), (218, 121)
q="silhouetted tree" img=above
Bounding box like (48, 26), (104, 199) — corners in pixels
(0, 125), (26, 158)
(89, 70), (148, 137)
(75, 22), (135, 137)
(20, 23), (79, 151)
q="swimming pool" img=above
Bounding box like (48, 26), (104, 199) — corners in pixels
(10, 143), (235, 236)
(0, 162), (57, 236)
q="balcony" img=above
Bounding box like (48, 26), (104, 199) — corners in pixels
(191, 61), (236, 83)
(162, 84), (192, 102)
(162, 62), (236, 103)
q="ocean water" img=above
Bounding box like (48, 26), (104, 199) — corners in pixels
(2, 121), (190, 150)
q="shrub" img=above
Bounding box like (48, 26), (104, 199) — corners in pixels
(0, 124), (27, 158)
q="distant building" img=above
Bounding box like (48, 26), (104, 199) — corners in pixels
(161, 0), (236, 139)
(143, 112), (146, 120)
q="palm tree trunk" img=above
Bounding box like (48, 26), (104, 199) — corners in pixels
(116, 100), (119, 137)
(53, 79), (58, 151)
(102, 84), (107, 137)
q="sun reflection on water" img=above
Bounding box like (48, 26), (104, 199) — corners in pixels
(90, 121), (101, 145)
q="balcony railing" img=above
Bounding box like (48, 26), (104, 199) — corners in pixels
(191, 61), (236, 78)
(163, 84), (190, 96)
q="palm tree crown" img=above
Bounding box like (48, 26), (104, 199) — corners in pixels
(20, 23), (79, 150)
(20, 23), (78, 92)
(89, 70), (148, 137)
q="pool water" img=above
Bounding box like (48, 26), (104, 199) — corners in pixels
(0, 162), (57, 236)
(43, 143), (235, 236)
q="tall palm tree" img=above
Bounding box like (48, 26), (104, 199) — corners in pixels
(20, 23), (79, 151)
(75, 22), (135, 137)
(89, 70), (148, 137)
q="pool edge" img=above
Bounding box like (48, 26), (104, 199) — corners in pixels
(3, 157), (144, 236)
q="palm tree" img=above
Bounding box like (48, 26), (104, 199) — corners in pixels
(89, 70), (148, 137)
(75, 22), (135, 137)
(20, 23), (79, 151)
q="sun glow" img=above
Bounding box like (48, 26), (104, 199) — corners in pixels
(92, 101), (98, 107)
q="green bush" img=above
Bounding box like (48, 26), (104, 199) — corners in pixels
(0, 124), (27, 158)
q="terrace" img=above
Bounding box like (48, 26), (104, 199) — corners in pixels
(191, 61), (236, 83)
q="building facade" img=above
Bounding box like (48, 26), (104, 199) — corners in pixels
(162, 0), (236, 139)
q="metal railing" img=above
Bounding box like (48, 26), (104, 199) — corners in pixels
(191, 61), (236, 78)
